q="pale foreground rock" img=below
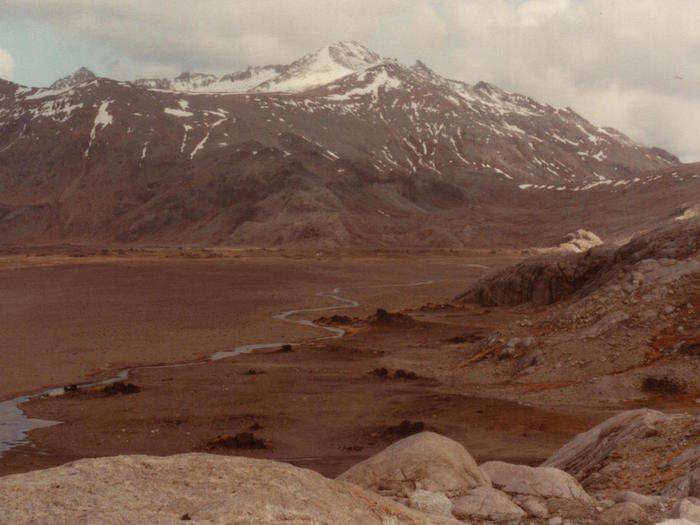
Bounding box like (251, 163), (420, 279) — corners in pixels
(480, 461), (593, 504)
(450, 486), (526, 522)
(338, 431), (491, 498)
(0, 453), (452, 524)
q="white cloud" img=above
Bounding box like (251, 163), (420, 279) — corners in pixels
(0, 48), (15, 80)
(4, 0), (700, 160)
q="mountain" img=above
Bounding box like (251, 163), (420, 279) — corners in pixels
(0, 42), (696, 247)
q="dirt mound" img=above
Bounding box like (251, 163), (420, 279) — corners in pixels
(458, 219), (699, 306)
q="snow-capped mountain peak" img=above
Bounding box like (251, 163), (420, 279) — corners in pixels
(49, 67), (97, 90)
(132, 41), (387, 95)
(252, 40), (386, 93)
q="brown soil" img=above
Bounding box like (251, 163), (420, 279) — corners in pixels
(0, 247), (516, 399)
(0, 248), (696, 481)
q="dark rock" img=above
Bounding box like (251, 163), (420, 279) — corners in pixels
(382, 420), (425, 438)
(393, 369), (418, 380)
(207, 432), (266, 450)
(446, 333), (484, 344)
(102, 381), (140, 396)
(370, 309), (415, 326)
(641, 376), (687, 395)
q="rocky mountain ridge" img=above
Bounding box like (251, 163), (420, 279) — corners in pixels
(0, 41), (696, 247)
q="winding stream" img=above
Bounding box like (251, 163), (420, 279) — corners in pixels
(0, 288), (361, 456)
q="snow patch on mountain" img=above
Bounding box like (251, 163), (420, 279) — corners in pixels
(165, 107), (193, 118)
(326, 69), (403, 101)
(190, 132), (209, 159)
(85, 100), (113, 157)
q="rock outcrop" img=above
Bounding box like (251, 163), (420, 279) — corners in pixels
(457, 218), (699, 306)
(543, 409), (699, 497)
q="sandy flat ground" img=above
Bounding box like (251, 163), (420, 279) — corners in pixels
(2, 248), (695, 479)
(0, 249), (515, 399)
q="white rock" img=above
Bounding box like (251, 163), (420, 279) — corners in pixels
(339, 431), (491, 498)
(408, 489), (453, 517)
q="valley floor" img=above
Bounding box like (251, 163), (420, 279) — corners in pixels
(0, 247), (696, 480)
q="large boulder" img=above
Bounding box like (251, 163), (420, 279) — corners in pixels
(543, 409), (699, 496)
(543, 409), (670, 478)
(450, 486), (526, 522)
(338, 431), (491, 499)
(0, 453), (453, 524)
(480, 461), (593, 504)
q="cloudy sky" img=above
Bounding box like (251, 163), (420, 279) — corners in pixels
(1, 0), (698, 160)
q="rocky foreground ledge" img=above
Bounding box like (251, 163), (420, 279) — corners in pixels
(0, 409), (697, 524)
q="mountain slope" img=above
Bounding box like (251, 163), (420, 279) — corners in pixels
(0, 42), (695, 247)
